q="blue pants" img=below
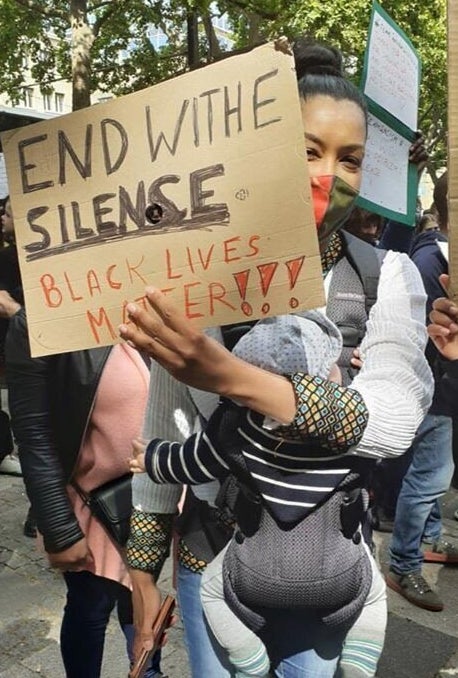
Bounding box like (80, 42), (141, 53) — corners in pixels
(177, 563), (343, 678)
(390, 413), (454, 574)
(62, 570), (161, 678)
(177, 563), (234, 676)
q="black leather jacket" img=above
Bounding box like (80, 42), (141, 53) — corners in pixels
(5, 309), (112, 553)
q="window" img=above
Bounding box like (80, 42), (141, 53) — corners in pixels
(97, 95), (113, 104)
(43, 93), (52, 111)
(22, 87), (33, 108)
(55, 92), (64, 112)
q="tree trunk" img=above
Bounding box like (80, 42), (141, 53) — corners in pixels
(202, 13), (223, 62)
(186, 7), (200, 70)
(247, 12), (263, 46)
(70, 0), (93, 110)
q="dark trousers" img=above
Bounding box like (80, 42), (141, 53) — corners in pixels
(0, 409), (13, 462)
(62, 570), (161, 678)
(370, 449), (414, 521)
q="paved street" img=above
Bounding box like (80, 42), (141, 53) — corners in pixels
(1, 472), (458, 678)
(0, 474), (189, 678)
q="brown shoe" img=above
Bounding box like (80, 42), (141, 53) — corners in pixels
(422, 538), (458, 564)
(386, 570), (444, 611)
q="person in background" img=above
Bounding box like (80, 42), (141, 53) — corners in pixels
(5, 317), (166, 678)
(0, 196), (37, 537)
(426, 281), (458, 515)
(4, 197), (165, 676)
(344, 207), (385, 246)
(415, 213), (439, 235)
(386, 171), (458, 612)
(427, 279), (458, 401)
(0, 197), (28, 488)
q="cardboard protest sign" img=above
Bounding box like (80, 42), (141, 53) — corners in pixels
(1, 42), (324, 357)
(358, 0), (420, 225)
(448, 0), (458, 300)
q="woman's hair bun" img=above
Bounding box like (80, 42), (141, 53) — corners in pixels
(293, 37), (343, 79)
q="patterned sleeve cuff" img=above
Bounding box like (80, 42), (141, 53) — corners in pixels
(275, 374), (369, 451)
(126, 509), (174, 577)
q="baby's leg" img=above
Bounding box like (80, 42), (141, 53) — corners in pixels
(201, 544), (270, 678)
(338, 545), (387, 677)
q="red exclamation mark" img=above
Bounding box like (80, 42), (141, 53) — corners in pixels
(233, 269), (252, 316)
(257, 262), (279, 314)
(285, 256), (305, 309)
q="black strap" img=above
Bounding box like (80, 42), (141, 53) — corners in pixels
(341, 231), (385, 318)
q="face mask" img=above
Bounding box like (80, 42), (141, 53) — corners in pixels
(311, 175), (359, 252)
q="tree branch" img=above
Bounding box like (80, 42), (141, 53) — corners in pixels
(13, 0), (65, 19)
(225, 0), (279, 21)
(201, 12), (223, 61)
(93, 1), (126, 38)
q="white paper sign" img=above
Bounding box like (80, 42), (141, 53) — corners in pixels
(359, 114), (410, 214)
(364, 9), (419, 130)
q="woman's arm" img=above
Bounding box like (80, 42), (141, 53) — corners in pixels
(120, 257), (432, 461)
(120, 290), (297, 424)
(5, 310), (85, 554)
(119, 293), (368, 448)
(127, 363), (196, 578)
(348, 251), (433, 459)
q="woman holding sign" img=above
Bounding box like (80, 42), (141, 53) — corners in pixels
(122, 38), (431, 677)
(3, 191), (169, 677)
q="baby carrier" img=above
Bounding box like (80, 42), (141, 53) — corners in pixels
(211, 402), (374, 634)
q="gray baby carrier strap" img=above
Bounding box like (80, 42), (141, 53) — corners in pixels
(327, 232), (384, 385)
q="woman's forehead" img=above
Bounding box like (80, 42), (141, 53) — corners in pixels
(301, 95), (366, 144)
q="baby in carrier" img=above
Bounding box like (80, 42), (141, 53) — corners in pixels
(132, 310), (387, 678)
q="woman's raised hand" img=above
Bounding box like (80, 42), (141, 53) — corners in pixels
(119, 287), (235, 394)
(119, 287), (297, 422)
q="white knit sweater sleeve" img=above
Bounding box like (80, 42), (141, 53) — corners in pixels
(348, 250), (433, 459)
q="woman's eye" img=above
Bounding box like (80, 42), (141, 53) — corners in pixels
(306, 147), (319, 160)
(341, 155), (362, 170)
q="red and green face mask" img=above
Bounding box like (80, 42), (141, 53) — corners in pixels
(311, 175), (359, 252)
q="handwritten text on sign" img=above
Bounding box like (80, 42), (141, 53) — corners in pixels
(2, 43), (324, 357)
(360, 114), (410, 213)
(364, 10), (419, 130)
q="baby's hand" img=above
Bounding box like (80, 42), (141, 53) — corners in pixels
(130, 437), (147, 473)
(350, 347), (363, 370)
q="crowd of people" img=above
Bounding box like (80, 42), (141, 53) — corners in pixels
(1, 34), (457, 678)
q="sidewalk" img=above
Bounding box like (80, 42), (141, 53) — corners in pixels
(1, 472), (458, 677)
(375, 486), (458, 678)
(0, 475), (189, 678)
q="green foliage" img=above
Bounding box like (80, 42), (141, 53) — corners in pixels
(0, 0), (447, 178)
(225, 0), (447, 180)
